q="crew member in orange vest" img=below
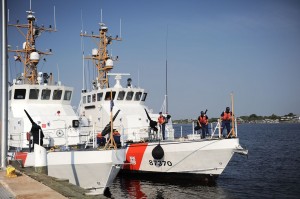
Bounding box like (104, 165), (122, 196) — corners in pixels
(220, 107), (232, 137)
(198, 111), (209, 139)
(158, 112), (166, 140)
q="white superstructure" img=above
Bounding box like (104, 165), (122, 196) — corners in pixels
(8, 82), (88, 148)
(79, 74), (174, 143)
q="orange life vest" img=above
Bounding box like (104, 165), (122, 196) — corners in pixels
(113, 131), (120, 136)
(97, 132), (102, 138)
(199, 116), (208, 124)
(222, 112), (231, 120)
(158, 116), (165, 124)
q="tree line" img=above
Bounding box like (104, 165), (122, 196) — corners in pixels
(173, 113), (297, 124)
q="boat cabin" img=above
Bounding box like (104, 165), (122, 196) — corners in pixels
(9, 84), (73, 105)
(81, 89), (147, 110)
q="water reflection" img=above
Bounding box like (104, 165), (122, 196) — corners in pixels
(108, 174), (232, 199)
(107, 124), (300, 198)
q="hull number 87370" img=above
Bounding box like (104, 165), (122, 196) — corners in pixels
(149, 160), (172, 167)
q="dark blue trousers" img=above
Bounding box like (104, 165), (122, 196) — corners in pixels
(201, 124), (209, 138)
(160, 124), (166, 140)
(221, 121), (231, 136)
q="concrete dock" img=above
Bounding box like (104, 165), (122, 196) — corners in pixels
(0, 169), (66, 199)
(0, 166), (107, 199)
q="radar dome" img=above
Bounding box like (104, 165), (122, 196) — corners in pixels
(100, 26), (108, 31)
(92, 48), (98, 56)
(30, 52), (40, 62)
(23, 42), (27, 49)
(106, 59), (113, 67)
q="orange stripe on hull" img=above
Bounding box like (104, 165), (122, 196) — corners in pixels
(124, 143), (148, 171)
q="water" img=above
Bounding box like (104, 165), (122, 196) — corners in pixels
(107, 123), (300, 199)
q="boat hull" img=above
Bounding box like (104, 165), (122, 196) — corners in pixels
(13, 149), (125, 195)
(47, 150), (125, 194)
(122, 138), (240, 176)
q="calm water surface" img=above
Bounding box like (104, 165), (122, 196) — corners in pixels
(107, 123), (300, 199)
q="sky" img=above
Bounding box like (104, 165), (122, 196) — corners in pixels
(4, 0), (300, 119)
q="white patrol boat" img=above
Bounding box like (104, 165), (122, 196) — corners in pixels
(77, 16), (248, 182)
(7, 4), (125, 195)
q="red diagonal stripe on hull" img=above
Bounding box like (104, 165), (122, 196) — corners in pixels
(14, 152), (28, 167)
(124, 143), (148, 171)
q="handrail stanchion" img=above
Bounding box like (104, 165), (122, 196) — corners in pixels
(92, 123), (95, 148)
(39, 129), (41, 146)
(180, 126), (182, 138)
(192, 121), (195, 139)
(210, 123), (213, 139)
(235, 118), (238, 137)
(218, 119), (221, 138)
(121, 125), (124, 147)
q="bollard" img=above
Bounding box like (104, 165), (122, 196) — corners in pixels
(6, 165), (17, 178)
(34, 144), (48, 174)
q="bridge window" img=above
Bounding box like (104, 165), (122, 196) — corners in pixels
(83, 96), (86, 104)
(142, 93), (147, 101)
(29, 89), (39, 99)
(87, 95), (91, 103)
(105, 91), (116, 100)
(14, 89), (26, 99)
(53, 90), (62, 100)
(97, 92), (103, 101)
(92, 94), (96, 102)
(117, 91), (125, 100)
(41, 89), (51, 100)
(126, 91), (134, 100)
(64, 90), (72, 101)
(134, 92), (142, 101)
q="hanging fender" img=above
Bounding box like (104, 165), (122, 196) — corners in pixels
(152, 144), (164, 159)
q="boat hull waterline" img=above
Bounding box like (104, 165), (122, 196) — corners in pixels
(123, 138), (240, 176)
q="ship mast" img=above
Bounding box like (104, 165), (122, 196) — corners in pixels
(80, 21), (121, 89)
(8, 9), (55, 84)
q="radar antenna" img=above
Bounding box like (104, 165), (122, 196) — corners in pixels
(80, 10), (122, 89)
(8, 6), (56, 84)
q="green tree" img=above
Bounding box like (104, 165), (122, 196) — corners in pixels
(268, 114), (280, 120)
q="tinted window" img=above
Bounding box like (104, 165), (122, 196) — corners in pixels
(134, 92), (142, 101)
(105, 92), (116, 100)
(97, 92), (103, 101)
(92, 94), (96, 102)
(53, 90), (62, 100)
(29, 89), (39, 99)
(14, 89), (26, 99)
(142, 93), (147, 101)
(87, 95), (91, 103)
(41, 89), (51, 100)
(117, 91), (125, 100)
(64, 90), (72, 100)
(126, 91), (134, 100)
(83, 96), (86, 104)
